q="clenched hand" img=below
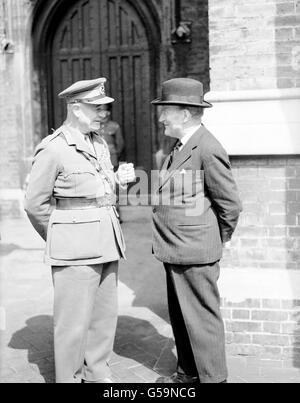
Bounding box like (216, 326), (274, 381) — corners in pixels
(116, 163), (136, 186)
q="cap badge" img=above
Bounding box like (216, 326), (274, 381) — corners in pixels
(99, 83), (106, 96)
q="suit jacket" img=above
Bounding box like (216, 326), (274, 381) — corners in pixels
(24, 125), (126, 267)
(152, 125), (242, 265)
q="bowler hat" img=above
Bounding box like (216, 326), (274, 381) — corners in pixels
(152, 78), (212, 108)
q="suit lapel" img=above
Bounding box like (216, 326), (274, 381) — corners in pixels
(159, 153), (172, 182)
(158, 126), (205, 192)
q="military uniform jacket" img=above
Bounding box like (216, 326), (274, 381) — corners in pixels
(152, 125), (242, 266)
(24, 125), (126, 267)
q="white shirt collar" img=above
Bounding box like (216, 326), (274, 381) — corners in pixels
(180, 123), (202, 149)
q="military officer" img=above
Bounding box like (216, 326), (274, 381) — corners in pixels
(24, 78), (135, 384)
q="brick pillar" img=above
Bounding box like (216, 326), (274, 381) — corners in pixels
(205, 0), (300, 366)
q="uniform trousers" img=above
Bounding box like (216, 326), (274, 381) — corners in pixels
(52, 262), (118, 383)
(164, 262), (228, 384)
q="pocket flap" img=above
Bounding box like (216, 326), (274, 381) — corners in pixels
(50, 209), (103, 224)
(50, 220), (103, 261)
(63, 164), (96, 178)
(177, 214), (208, 226)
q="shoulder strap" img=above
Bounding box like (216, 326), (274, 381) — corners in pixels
(34, 129), (64, 157)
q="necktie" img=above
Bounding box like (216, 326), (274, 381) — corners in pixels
(167, 141), (183, 170)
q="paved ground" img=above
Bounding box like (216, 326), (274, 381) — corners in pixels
(1, 207), (300, 383)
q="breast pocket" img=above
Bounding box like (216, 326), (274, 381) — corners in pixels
(63, 165), (98, 196)
(171, 170), (204, 208)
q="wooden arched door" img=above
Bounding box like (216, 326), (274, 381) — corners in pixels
(49, 0), (157, 173)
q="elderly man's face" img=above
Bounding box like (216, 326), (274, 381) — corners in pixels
(75, 103), (102, 133)
(158, 106), (186, 138)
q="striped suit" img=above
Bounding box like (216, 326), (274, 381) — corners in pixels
(152, 125), (242, 383)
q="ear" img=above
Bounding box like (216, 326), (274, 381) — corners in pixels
(183, 108), (192, 122)
(71, 104), (82, 119)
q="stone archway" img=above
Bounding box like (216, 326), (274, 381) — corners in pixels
(32, 0), (161, 173)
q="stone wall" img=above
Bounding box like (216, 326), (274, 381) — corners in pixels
(0, 0), (34, 218)
(207, 0), (300, 365)
(209, 0), (300, 91)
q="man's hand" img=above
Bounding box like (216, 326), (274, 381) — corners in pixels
(116, 163), (136, 186)
(223, 241), (232, 250)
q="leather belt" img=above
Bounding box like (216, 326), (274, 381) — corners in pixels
(56, 196), (116, 210)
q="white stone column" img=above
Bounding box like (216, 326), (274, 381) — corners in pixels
(0, 0), (34, 216)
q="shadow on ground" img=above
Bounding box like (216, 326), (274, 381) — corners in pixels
(8, 316), (55, 383)
(8, 314), (176, 383)
(114, 316), (176, 377)
(119, 209), (171, 323)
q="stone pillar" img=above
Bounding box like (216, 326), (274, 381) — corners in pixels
(0, 0), (34, 218)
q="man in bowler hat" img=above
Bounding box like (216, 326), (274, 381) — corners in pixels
(25, 78), (135, 383)
(151, 78), (242, 384)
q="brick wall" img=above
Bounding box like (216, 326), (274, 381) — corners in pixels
(220, 156), (300, 364)
(208, 0), (300, 365)
(225, 156), (300, 271)
(222, 298), (300, 367)
(209, 0), (300, 91)
(275, 0), (300, 88)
